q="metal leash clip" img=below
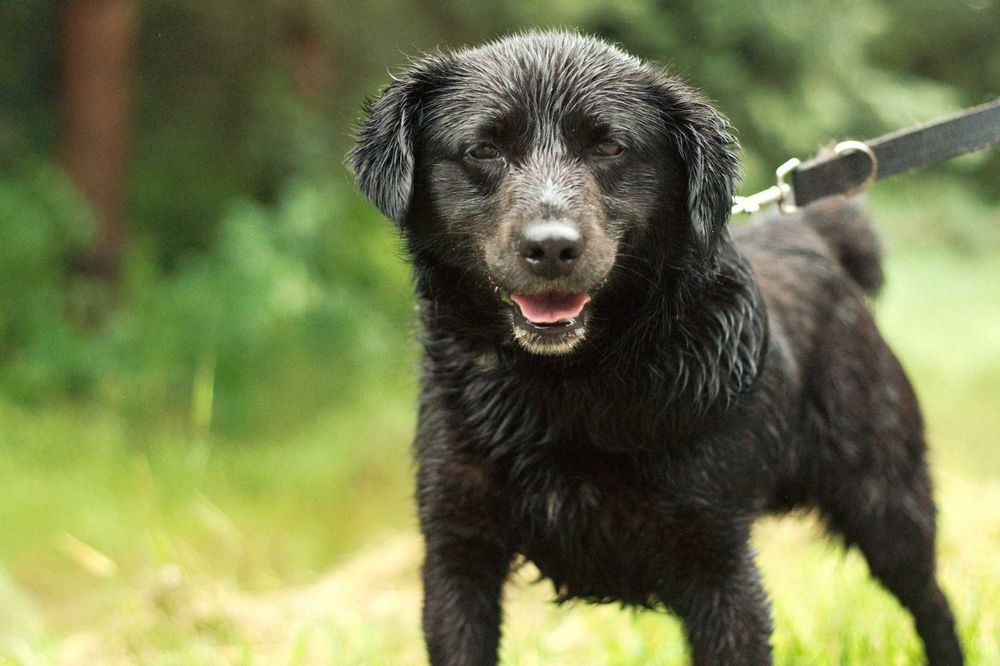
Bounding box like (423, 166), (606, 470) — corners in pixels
(731, 157), (801, 216)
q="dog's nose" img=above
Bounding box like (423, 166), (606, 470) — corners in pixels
(517, 222), (585, 279)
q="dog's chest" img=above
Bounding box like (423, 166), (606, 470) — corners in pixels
(498, 447), (695, 605)
(450, 367), (727, 603)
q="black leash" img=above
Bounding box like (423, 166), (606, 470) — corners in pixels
(732, 97), (1000, 215)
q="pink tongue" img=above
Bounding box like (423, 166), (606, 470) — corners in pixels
(510, 293), (591, 324)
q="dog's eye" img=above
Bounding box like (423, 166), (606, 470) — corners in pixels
(594, 140), (624, 157)
(467, 143), (502, 160)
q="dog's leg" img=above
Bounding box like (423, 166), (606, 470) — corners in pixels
(671, 550), (774, 665)
(820, 470), (963, 665)
(421, 535), (512, 666)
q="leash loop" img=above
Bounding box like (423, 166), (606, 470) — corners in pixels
(832, 140), (878, 197)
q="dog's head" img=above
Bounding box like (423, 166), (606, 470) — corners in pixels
(351, 32), (739, 355)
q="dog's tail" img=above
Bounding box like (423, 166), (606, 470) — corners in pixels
(802, 198), (884, 295)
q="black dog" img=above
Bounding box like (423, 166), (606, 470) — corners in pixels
(350, 31), (963, 665)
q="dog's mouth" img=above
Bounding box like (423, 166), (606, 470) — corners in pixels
(498, 289), (593, 355)
(510, 292), (591, 325)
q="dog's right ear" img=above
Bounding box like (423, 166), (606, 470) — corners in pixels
(349, 57), (451, 225)
(651, 78), (741, 263)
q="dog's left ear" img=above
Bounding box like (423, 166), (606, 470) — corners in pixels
(349, 56), (452, 225)
(654, 82), (741, 261)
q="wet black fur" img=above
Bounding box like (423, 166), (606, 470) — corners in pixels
(350, 32), (963, 665)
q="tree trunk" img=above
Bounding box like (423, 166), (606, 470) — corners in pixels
(61, 0), (138, 279)
(283, 0), (335, 100)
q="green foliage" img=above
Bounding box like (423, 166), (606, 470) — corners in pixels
(0, 165), (94, 398)
(0, 170), (413, 435)
(0, 1), (62, 164)
(106, 175), (414, 434)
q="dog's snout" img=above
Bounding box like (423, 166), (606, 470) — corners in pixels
(517, 222), (585, 279)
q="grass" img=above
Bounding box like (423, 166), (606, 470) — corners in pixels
(1, 204), (998, 663)
(3, 478), (996, 664)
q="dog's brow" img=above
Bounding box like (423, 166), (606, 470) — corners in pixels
(474, 119), (504, 139)
(470, 111), (532, 148)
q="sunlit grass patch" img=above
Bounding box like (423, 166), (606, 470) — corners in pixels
(2, 476), (995, 664)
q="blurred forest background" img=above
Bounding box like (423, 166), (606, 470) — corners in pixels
(1, 0), (998, 663)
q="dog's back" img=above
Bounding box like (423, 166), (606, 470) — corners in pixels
(734, 201), (921, 502)
(733, 199), (885, 390)
(735, 197), (882, 296)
